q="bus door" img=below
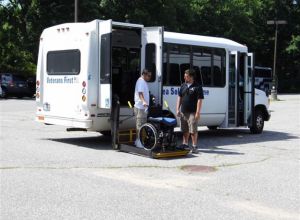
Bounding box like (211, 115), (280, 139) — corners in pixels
(141, 27), (163, 106)
(98, 19), (112, 109)
(247, 53), (255, 127)
(228, 51), (240, 126)
(239, 52), (254, 126)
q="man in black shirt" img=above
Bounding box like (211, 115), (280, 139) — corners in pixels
(176, 69), (204, 153)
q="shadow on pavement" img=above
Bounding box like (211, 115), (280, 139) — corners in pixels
(48, 135), (112, 150)
(194, 129), (299, 154)
(48, 128), (298, 156)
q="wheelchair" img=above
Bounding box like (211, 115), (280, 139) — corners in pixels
(138, 116), (177, 151)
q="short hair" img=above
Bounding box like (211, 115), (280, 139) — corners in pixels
(184, 69), (195, 79)
(142, 69), (151, 75)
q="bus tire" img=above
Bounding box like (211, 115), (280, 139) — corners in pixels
(100, 131), (111, 136)
(207, 126), (218, 130)
(250, 109), (264, 134)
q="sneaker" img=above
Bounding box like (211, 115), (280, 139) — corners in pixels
(176, 144), (189, 150)
(135, 139), (143, 148)
(191, 146), (200, 154)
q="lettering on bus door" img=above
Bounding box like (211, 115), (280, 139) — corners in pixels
(228, 51), (240, 126)
(141, 27), (163, 105)
(99, 19), (112, 109)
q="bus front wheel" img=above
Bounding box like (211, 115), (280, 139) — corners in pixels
(207, 126), (218, 130)
(250, 109), (264, 134)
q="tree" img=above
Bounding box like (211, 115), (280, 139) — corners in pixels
(0, 0), (299, 92)
(0, 1), (36, 75)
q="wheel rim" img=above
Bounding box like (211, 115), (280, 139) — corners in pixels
(139, 123), (157, 150)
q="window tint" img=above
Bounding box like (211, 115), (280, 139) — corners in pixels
(193, 47), (212, 86)
(163, 44), (191, 86)
(162, 45), (169, 85)
(255, 68), (272, 78)
(47, 50), (80, 75)
(213, 49), (226, 87)
(145, 44), (156, 82)
(163, 43), (226, 87)
(100, 33), (112, 83)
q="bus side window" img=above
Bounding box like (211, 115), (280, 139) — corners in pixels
(145, 43), (156, 82)
(163, 62), (167, 85)
(169, 63), (180, 85)
(193, 66), (202, 85)
(213, 49), (226, 87)
(201, 66), (212, 86)
(213, 66), (222, 87)
(100, 33), (112, 83)
(180, 63), (190, 84)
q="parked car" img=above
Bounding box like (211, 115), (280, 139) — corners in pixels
(0, 73), (35, 98)
(27, 76), (36, 97)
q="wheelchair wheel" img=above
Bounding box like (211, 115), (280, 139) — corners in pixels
(138, 123), (158, 150)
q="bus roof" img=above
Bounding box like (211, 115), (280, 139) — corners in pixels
(164, 31), (248, 52)
(112, 21), (144, 29)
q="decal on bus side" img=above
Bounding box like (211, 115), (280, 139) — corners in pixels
(162, 87), (209, 96)
(46, 76), (79, 84)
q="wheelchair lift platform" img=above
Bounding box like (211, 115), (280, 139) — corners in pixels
(111, 96), (189, 159)
(119, 142), (190, 159)
(116, 126), (190, 159)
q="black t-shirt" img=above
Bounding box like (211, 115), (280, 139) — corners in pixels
(179, 82), (204, 113)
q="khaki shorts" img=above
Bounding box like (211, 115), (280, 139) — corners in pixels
(180, 112), (198, 134)
(134, 107), (147, 132)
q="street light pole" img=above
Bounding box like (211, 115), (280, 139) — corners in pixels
(273, 23), (278, 90)
(75, 0), (78, 22)
(267, 20), (287, 100)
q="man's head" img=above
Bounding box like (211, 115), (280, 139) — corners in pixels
(184, 69), (195, 83)
(142, 69), (152, 82)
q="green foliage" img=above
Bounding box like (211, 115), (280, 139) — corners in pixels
(0, 0), (299, 92)
(0, 0), (38, 75)
(286, 35), (300, 54)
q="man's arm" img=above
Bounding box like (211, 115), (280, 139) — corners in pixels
(138, 92), (148, 107)
(176, 96), (182, 117)
(195, 99), (203, 120)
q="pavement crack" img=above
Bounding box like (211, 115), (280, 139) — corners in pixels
(0, 165), (178, 170)
(217, 157), (271, 168)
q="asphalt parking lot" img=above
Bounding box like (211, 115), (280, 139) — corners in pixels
(0, 95), (299, 220)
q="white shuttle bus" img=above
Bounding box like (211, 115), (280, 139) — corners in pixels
(36, 19), (270, 134)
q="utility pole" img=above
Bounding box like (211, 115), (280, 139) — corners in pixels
(267, 20), (287, 100)
(74, 0), (78, 22)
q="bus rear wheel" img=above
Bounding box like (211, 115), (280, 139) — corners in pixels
(250, 109), (264, 134)
(100, 131), (111, 136)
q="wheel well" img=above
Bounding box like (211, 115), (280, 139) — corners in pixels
(255, 105), (268, 121)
